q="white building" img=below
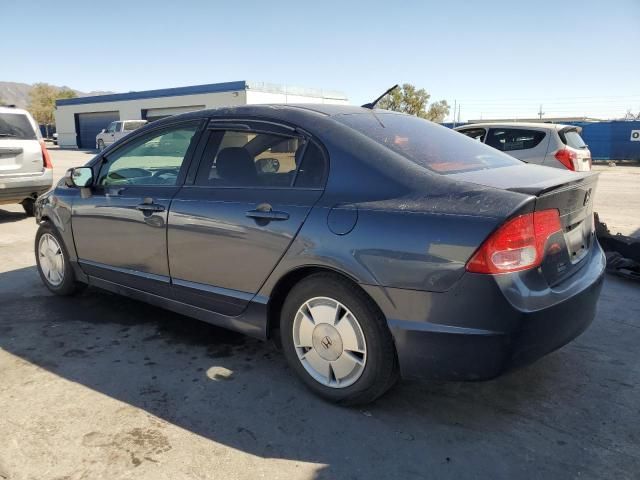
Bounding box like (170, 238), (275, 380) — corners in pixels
(54, 81), (348, 148)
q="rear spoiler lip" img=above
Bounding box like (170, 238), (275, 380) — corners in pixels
(506, 170), (599, 197)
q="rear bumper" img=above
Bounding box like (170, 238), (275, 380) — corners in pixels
(363, 242), (606, 381)
(0, 169), (53, 204)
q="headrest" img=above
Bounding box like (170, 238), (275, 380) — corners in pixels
(216, 147), (257, 184)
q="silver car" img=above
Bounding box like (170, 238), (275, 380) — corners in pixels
(96, 120), (147, 151)
(0, 106), (53, 215)
(455, 122), (592, 171)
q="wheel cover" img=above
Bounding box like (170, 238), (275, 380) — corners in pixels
(38, 233), (65, 287)
(293, 297), (367, 388)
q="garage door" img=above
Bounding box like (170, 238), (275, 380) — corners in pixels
(143, 105), (205, 123)
(75, 111), (120, 149)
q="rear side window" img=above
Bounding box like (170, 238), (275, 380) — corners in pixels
(0, 113), (37, 140)
(458, 128), (487, 142)
(335, 113), (520, 174)
(486, 128), (546, 152)
(560, 129), (587, 149)
(195, 130), (326, 188)
(123, 121), (146, 131)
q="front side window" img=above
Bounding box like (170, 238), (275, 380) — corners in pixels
(0, 113), (37, 140)
(486, 128), (546, 152)
(195, 130), (325, 188)
(106, 122), (117, 134)
(98, 125), (198, 186)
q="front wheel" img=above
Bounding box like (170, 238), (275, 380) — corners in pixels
(97, 139), (105, 152)
(280, 273), (398, 405)
(35, 222), (83, 295)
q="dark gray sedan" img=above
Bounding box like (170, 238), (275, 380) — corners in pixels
(34, 105), (605, 404)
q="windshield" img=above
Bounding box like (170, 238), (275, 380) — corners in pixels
(335, 112), (521, 174)
(0, 113), (37, 140)
(561, 129), (587, 149)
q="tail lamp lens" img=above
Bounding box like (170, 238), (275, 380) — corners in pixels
(554, 148), (577, 171)
(40, 140), (53, 169)
(466, 209), (562, 274)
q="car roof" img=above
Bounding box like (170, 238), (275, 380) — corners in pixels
(456, 122), (573, 131)
(0, 106), (31, 116)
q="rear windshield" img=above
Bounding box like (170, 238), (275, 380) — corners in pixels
(561, 129), (587, 149)
(335, 112), (521, 174)
(0, 113), (37, 140)
(123, 121), (147, 131)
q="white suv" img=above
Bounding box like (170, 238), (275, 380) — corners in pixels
(0, 106), (53, 215)
(455, 123), (592, 171)
(95, 120), (147, 151)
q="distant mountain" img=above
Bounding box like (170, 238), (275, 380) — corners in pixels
(0, 81), (113, 109)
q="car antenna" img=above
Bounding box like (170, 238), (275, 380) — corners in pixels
(361, 84), (399, 109)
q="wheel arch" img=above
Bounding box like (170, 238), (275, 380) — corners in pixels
(265, 264), (385, 340)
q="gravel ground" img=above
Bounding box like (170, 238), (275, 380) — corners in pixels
(0, 148), (638, 480)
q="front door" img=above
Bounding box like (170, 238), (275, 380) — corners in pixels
(72, 121), (201, 295)
(168, 122), (327, 315)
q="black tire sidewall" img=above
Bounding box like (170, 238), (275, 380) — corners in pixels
(35, 222), (78, 296)
(280, 273), (397, 405)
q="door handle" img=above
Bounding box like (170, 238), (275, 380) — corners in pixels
(136, 203), (165, 213)
(246, 206), (289, 221)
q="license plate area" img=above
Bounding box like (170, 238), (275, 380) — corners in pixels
(565, 222), (590, 264)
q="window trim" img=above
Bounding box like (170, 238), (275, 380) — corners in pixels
(95, 120), (203, 189)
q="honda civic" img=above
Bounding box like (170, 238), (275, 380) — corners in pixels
(34, 104), (605, 404)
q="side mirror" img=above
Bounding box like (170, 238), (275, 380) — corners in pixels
(64, 167), (93, 188)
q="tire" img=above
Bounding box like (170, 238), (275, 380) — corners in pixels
(35, 222), (83, 296)
(280, 273), (399, 405)
(21, 198), (35, 217)
(97, 139), (105, 152)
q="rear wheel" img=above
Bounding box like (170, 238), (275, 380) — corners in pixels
(280, 273), (398, 405)
(21, 198), (35, 217)
(35, 222), (83, 295)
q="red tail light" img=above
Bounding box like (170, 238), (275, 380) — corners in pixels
(39, 139), (53, 169)
(554, 148), (576, 171)
(466, 209), (562, 274)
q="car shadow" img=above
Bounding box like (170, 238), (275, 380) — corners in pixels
(0, 266), (637, 479)
(0, 208), (27, 224)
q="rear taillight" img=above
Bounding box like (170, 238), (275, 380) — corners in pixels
(466, 209), (562, 274)
(39, 139), (53, 169)
(554, 148), (577, 171)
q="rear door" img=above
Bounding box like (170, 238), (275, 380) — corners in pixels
(167, 119), (327, 315)
(0, 111), (41, 178)
(72, 121), (201, 295)
(485, 127), (550, 165)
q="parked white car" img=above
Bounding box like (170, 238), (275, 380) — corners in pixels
(0, 106), (53, 215)
(455, 123), (592, 171)
(95, 120), (147, 151)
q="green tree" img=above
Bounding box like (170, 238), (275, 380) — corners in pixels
(28, 83), (77, 136)
(377, 83), (450, 122)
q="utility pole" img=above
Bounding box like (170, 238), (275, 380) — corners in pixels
(452, 100), (457, 128)
(538, 104), (544, 120)
(457, 104), (461, 124)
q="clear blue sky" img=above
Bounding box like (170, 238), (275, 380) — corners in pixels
(5, 0), (640, 121)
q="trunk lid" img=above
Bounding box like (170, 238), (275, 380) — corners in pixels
(0, 140), (43, 177)
(450, 164), (598, 284)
